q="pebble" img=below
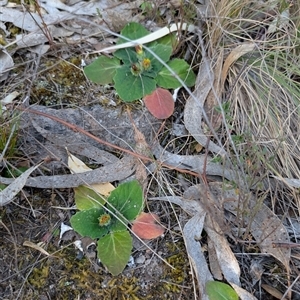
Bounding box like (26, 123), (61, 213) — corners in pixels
(135, 255), (146, 264)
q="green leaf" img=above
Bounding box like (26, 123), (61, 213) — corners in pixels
(140, 1), (152, 15)
(84, 56), (120, 84)
(117, 22), (150, 44)
(146, 44), (173, 73)
(70, 208), (108, 239)
(107, 180), (143, 221)
(156, 58), (196, 89)
(3, 166), (28, 178)
(114, 48), (138, 65)
(114, 66), (156, 101)
(109, 218), (127, 232)
(143, 68), (158, 78)
(156, 33), (178, 50)
(74, 185), (106, 211)
(97, 230), (132, 276)
(206, 281), (239, 300)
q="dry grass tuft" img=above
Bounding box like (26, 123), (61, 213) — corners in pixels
(204, 0), (299, 207)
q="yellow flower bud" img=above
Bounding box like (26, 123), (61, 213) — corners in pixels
(142, 58), (151, 70)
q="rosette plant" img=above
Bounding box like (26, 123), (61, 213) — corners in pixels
(70, 180), (143, 275)
(84, 22), (196, 119)
(70, 180), (164, 275)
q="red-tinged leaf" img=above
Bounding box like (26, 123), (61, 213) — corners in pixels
(143, 88), (174, 119)
(132, 212), (165, 239)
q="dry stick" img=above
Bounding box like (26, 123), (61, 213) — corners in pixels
(15, 106), (201, 178)
(272, 242), (300, 249)
(200, 138), (211, 186)
(23, 0), (54, 47)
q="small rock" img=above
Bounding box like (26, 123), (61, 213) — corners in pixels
(135, 255), (146, 264)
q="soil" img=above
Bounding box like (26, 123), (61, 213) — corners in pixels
(0, 189), (195, 299)
(0, 49), (196, 300)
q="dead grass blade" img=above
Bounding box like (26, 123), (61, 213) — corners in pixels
(221, 43), (255, 86)
(23, 241), (51, 257)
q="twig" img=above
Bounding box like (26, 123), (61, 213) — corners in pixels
(23, 0), (55, 47)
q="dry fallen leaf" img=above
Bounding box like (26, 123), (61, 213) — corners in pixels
(261, 284), (285, 299)
(0, 156), (136, 188)
(59, 222), (74, 240)
(194, 143), (203, 153)
(204, 214), (241, 285)
(11, 103), (161, 188)
(96, 22), (195, 53)
(67, 150), (115, 196)
(0, 162), (42, 206)
(0, 91), (19, 106)
(151, 144), (238, 184)
(183, 212), (213, 300)
(184, 59), (226, 155)
(0, 48), (14, 82)
(208, 182), (291, 273)
(150, 181), (290, 295)
(207, 237), (223, 280)
(183, 184), (241, 285)
(26, 104), (159, 165)
(144, 88), (175, 119)
(230, 283), (258, 300)
(204, 50), (224, 130)
(150, 191), (240, 286)
(272, 176), (300, 188)
(130, 113), (150, 191)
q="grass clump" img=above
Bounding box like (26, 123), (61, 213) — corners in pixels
(206, 0), (299, 194)
(200, 0), (300, 295)
(0, 109), (19, 160)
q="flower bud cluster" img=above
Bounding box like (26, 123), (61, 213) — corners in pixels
(130, 45), (152, 76)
